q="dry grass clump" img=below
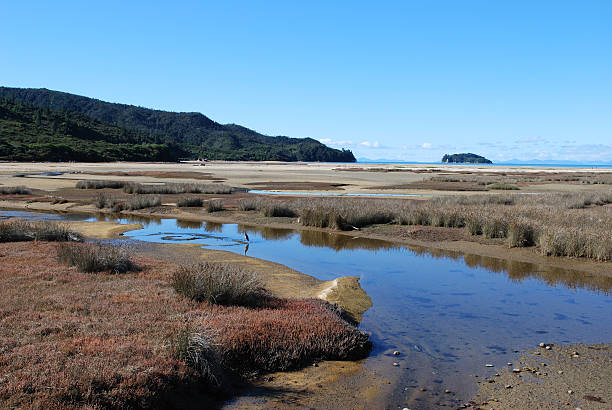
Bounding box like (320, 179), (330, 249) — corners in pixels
(172, 262), (262, 306)
(238, 197), (296, 217)
(168, 326), (223, 387)
(57, 243), (138, 273)
(0, 220), (81, 242)
(276, 192), (611, 260)
(205, 298), (372, 375)
(76, 180), (126, 189)
(237, 198), (260, 211)
(487, 182), (519, 190)
(93, 193), (161, 211)
(205, 200), (224, 213)
(177, 197), (204, 207)
(298, 198), (394, 230)
(124, 182), (233, 195)
(0, 185), (31, 195)
(126, 195), (162, 210)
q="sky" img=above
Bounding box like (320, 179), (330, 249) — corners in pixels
(1, 1), (611, 162)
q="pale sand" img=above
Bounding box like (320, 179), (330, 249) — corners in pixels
(0, 161), (610, 195)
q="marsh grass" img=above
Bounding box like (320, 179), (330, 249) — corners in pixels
(0, 185), (31, 194)
(124, 182), (233, 195)
(76, 180), (126, 189)
(0, 220), (82, 242)
(238, 197), (296, 217)
(487, 183), (519, 190)
(177, 197), (204, 207)
(57, 243), (138, 273)
(205, 200), (224, 213)
(172, 262), (262, 306)
(168, 327), (222, 386)
(126, 195), (161, 210)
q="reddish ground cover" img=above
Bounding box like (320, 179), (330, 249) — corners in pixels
(0, 242), (369, 408)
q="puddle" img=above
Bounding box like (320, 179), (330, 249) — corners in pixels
(2, 209), (611, 409)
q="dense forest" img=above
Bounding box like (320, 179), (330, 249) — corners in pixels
(441, 153), (492, 164)
(0, 87), (355, 162)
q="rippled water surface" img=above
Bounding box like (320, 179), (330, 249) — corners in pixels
(3, 210), (611, 408)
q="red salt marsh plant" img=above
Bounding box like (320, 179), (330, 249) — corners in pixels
(1, 242), (371, 408)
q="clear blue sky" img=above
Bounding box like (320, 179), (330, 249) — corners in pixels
(2, 1), (611, 162)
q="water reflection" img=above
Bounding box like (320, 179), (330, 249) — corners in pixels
(2, 209), (611, 408)
(176, 219), (204, 229)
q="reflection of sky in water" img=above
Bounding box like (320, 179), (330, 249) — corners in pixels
(3, 210), (611, 408)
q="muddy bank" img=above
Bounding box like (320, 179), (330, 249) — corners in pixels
(136, 242), (372, 323)
(472, 343), (611, 409)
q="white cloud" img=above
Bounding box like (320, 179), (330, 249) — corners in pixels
(421, 142), (433, 149)
(359, 140), (382, 148)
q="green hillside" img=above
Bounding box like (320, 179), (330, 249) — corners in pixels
(0, 87), (356, 162)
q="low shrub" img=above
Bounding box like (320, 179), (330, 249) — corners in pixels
(206, 298), (372, 375)
(76, 180), (126, 189)
(177, 197), (204, 207)
(0, 221), (82, 242)
(172, 262), (262, 306)
(0, 185), (31, 195)
(57, 242), (137, 273)
(205, 200), (224, 213)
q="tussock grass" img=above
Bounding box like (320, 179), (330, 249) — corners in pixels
(0, 220), (82, 242)
(172, 262), (262, 306)
(238, 197), (296, 217)
(236, 192), (611, 260)
(177, 197), (204, 207)
(57, 243), (138, 273)
(126, 195), (161, 210)
(76, 180), (126, 189)
(487, 183), (519, 190)
(205, 200), (224, 213)
(0, 185), (31, 194)
(169, 327), (223, 386)
(124, 182), (233, 195)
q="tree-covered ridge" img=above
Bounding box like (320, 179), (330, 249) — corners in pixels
(441, 153), (492, 164)
(0, 97), (183, 162)
(0, 87), (356, 162)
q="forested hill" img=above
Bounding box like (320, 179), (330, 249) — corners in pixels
(0, 87), (356, 162)
(441, 153), (492, 164)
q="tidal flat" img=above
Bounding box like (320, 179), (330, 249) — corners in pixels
(0, 161), (610, 408)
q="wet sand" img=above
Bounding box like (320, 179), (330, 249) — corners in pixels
(473, 343), (611, 409)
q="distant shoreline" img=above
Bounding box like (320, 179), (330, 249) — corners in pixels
(355, 161), (612, 168)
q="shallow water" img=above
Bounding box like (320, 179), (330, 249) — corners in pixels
(3, 210), (612, 408)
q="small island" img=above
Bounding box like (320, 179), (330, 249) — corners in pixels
(441, 153), (492, 164)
